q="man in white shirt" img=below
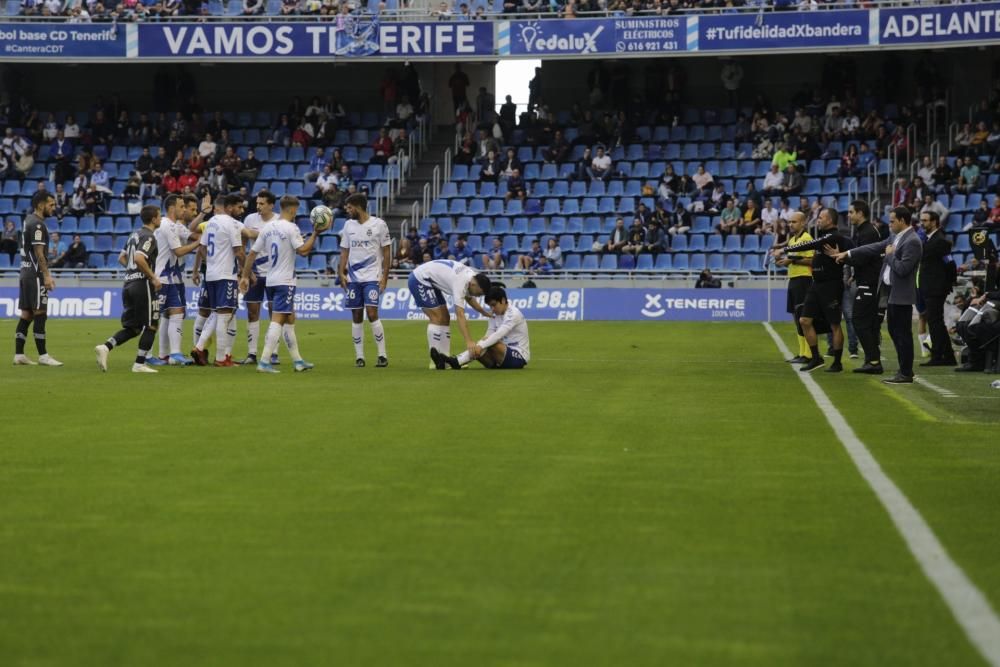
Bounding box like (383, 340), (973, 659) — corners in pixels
(315, 165), (338, 198)
(762, 163), (784, 196)
(588, 146), (612, 181)
(409, 259), (492, 367)
(434, 287), (530, 370)
(760, 199), (780, 233)
(338, 192), (392, 368)
(240, 189), (281, 365)
(240, 194), (321, 373)
(198, 133), (218, 160)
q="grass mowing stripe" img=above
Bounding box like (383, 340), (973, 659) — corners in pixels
(763, 322), (1000, 666)
(874, 382), (939, 423)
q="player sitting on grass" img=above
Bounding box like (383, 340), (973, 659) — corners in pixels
(239, 195), (321, 373)
(432, 286), (530, 370)
(409, 258), (493, 367)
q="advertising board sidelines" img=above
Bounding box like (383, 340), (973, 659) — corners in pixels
(0, 287), (786, 322)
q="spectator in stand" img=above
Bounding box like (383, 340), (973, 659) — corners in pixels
(970, 198), (991, 229)
(696, 269), (722, 289)
(291, 117), (315, 148)
(239, 148), (261, 186)
(744, 179), (763, 211)
(957, 156), (980, 194)
(268, 114), (292, 147)
(838, 144), (859, 180)
(517, 239), (544, 271)
(658, 165), (680, 204)
(588, 146), (612, 182)
(762, 163), (784, 196)
(390, 129), (409, 170)
(304, 147), (328, 185)
(178, 166), (199, 193)
(55, 234), (88, 269)
(482, 237), (507, 270)
(771, 142), (797, 172)
(718, 199), (741, 236)
(782, 164), (804, 196)
(197, 133), (217, 160)
(433, 239), (451, 261)
(920, 193), (949, 226)
(49, 130), (74, 184)
(89, 109), (114, 148)
(932, 156), (955, 194)
(571, 147), (592, 183)
(505, 167), (527, 203)
(476, 129), (499, 165)
(315, 164), (338, 201)
(336, 164), (353, 194)
(1, 220), (18, 263)
(952, 122), (973, 157)
(47, 232), (67, 267)
(11, 134), (35, 178)
(90, 161), (112, 205)
(219, 146), (241, 186)
(917, 155), (935, 186)
(621, 219), (645, 258)
(135, 146), (155, 196)
(738, 199), (762, 235)
(0, 152), (10, 180)
(278, 0), (297, 14)
(601, 218), (628, 256)
(84, 184), (103, 214)
(692, 163), (714, 194)
(242, 0), (264, 14)
(61, 115), (80, 140)
(187, 148), (205, 176)
(707, 183), (728, 214)
(69, 187), (87, 216)
(544, 237), (563, 269)
(760, 199), (780, 235)
(911, 176), (931, 203)
(452, 237), (473, 266)
(500, 147), (521, 180)
(371, 128), (394, 166)
(665, 204), (691, 238)
(479, 150), (500, 184)
(544, 130), (570, 165)
(52, 183), (69, 219)
(642, 220), (667, 258)
(113, 110), (131, 144)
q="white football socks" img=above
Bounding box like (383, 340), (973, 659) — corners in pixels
(196, 313), (216, 351)
(247, 320), (260, 359)
(214, 313), (229, 361)
(158, 319), (170, 358)
(456, 350), (472, 365)
(224, 315), (237, 359)
(370, 319), (386, 358)
(261, 322), (282, 361)
(282, 324), (303, 362)
(193, 313), (207, 343)
(427, 324), (450, 354)
(352, 322), (364, 360)
(168, 313), (183, 355)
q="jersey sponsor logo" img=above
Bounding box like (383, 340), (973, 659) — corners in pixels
(34, 229), (42, 241)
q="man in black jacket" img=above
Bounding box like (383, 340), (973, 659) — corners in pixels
(845, 200), (885, 373)
(918, 210), (957, 366)
(779, 207), (854, 372)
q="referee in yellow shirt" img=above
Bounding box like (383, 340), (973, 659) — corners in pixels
(775, 212), (814, 363)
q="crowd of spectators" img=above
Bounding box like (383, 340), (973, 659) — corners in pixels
(17, 0), (398, 20)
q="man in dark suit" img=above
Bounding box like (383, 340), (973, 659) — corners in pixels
(918, 210), (956, 366)
(828, 207), (922, 383)
(845, 199), (885, 373)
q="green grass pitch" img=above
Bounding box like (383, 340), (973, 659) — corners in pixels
(1, 320), (998, 665)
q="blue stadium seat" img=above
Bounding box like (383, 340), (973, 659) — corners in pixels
(635, 254), (654, 270)
(618, 255), (636, 270)
(708, 254), (725, 271)
(688, 235), (706, 252)
(655, 254), (672, 270)
(671, 235), (688, 252)
(563, 255), (582, 271)
(672, 254), (689, 270)
(725, 254), (743, 271)
(724, 235), (742, 253)
(706, 234), (723, 252)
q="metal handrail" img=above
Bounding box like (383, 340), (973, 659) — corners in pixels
(431, 165), (440, 202)
(930, 140), (940, 165)
(422, 182), (431, 221)
(865, 158), (878, 213)
(908, 158), (919, 182)
(443, 149), (452, 187)
(886, 141), (897, 189)
(410, 200), (419, 233)
(905, 123), (916, 168)
(948, 122), (959, 151)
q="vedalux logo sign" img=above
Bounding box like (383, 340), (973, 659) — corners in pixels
(516, 21), (604, 54)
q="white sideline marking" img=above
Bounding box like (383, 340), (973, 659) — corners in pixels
(915, 376), (959, 398)
(763, 322), (1000, 666)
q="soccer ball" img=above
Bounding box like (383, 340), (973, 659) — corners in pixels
(310, 205), (333, 232)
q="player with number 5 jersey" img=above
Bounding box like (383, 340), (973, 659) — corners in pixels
(338, 192), (391, 368)
(240, 194), (321, 374)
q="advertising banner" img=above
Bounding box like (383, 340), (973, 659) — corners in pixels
(136, 20), (493, 59)
(0, 23), (126, 58)
(697, 9), (869, 51)
(498, 17), (688, 56)
(0, 286), (787, 322)
(879, 1), (1000, 45)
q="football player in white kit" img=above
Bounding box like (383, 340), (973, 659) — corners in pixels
(239, 194), (321, 373)
(433, 286), (530, 370)
(191, 194), (249, 367)
(408, 258), (492, 368)
(240, 189), (282, 366)
(151, 194), (201, 366)
(338, 192), (391, 368)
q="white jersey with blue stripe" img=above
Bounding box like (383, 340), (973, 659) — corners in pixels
(251, 219), (304, 288)
(243, 211), (280, 277)
(201, 214), (244, 282)
(480, 304), (530, 362)
(412, 259), (479, 306)
(153, 217), (191, 285)
(340, 216), (390, 283)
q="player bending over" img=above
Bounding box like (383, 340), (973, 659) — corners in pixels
(339, 192), (391, 368)
(239, 195), (321, 373)
(95, 206), (163, 373)
(408, 259), (492, 368)
(433, 287), (530, 370)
